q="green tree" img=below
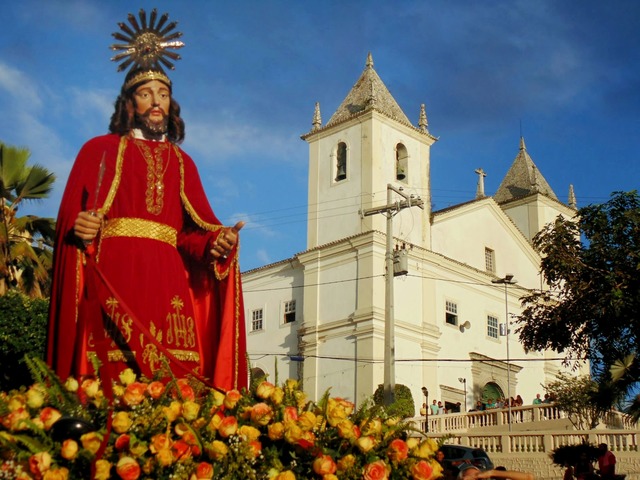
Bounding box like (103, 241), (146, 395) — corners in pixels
(373, 383), (415, 419)
(516, 191), (640, 416)
(0, 141), (56, 297)
(544, 373), (607, 430)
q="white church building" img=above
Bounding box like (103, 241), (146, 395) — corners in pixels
(241, 53), (585, 413)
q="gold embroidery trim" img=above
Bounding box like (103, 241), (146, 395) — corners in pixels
(101, 217), (177, 247)
(89, 349), (200, 363)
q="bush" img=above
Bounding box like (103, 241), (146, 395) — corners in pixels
(373, 383), (416, 419)
(0, 290), (48, 391)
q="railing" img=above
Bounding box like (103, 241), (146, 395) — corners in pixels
(414, 404), (637, 434)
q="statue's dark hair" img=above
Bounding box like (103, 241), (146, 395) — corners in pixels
(108, 81), (185, 144)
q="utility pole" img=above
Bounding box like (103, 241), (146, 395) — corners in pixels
(361, 184), (423, 406)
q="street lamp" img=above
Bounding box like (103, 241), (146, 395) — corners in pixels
(421, 387), (429, 432)
(492, 273), (517, 431)
(458, 377), (467, 412)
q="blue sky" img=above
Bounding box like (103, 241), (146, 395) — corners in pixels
(1, 0), (639, 272)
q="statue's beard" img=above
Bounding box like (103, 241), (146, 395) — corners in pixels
(134, 109), (169, 140)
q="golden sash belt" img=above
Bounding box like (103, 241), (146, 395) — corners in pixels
(101, 217), (177, 247)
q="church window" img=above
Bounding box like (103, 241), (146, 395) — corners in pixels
(487, 315), (499, 339)
(335, 142), (347, 181)
(485, 247), (495, 273)
(396, 143), (408, 182)
(251, 308), (264, 332)
(445, 300), (458, 326)
(283, 300), (296, 324)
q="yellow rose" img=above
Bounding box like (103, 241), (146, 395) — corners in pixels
(80, 431), (103, 454)
(268, 422), (285, 440)
(273, 471), (296, 480)
(39, 407), (62, 430)
(284, 422), (302, 444)
(112, 411), (133, 434)
(298, 411), (317, 431)
(64, 377), (79, 393)
(81, 378), (100, 398)
(205, 440), (229, 460)
(182, 400), (201, 421)
(116, 456), (141, 480)
(413, 438), (439, 459)
(163, 401), (182, 422)
(60, 439), (79, 460)
(360, 418), (382, 436)
(94, 459), (112, 480)
(270, 386), (285, 405)
(26, 385), (46, 409)
(313, 454), (337, 476)
(223, 389), (242, 409)
(239, 425), (261, 442)
(356, 435), (377, 453)
(118, 368), (137, 386)
(337, 454), (356, 473)
(250, 402), (274, 426)
(43, 467), (70, 480)
(217, 416), (238, 438)
(155, 447), (174, 467)
(256, 381), (276, 399)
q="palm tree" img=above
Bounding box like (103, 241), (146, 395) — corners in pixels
(0, 142), (56, 297)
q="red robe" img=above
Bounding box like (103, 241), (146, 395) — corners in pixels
(47, 134), (247, 391)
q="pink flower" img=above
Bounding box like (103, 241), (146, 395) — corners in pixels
(363, 460), (391, 480)
(116, 457), (141, 480)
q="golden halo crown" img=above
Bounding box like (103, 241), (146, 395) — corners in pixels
(110, 9), (184, 91)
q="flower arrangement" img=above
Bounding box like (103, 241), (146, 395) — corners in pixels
(0, 358), (443, 480)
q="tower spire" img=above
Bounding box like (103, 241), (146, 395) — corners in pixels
(312, 102), (322, 131)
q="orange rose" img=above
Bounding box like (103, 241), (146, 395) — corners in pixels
(247, 440), (262, 458)
(123, 382), (147, 406)
(39, 407), (62, 430)
(80, 432), (103, 454)
(113, 411), (133, 434)
(150, 433), (172, 454)
(356, 435), (377, 453)
(217, 416), (238, 438)
(94, 459), (112, 480)
(268, 421), (285, 440)
(205, 440), (229, 460)
(29, 451), (51, 477)
(60, 439), (79, 460)
(363, 460), (391, 480)
(195, 462), (214, 479)
(115, 434), (130, 452)
(337, 454), (356, 473)
(43, 467), (69, 480)
(298, 430), (316, 450)
(172, 439), (192, 461)
(116, 456), (141, 480)
(250, 402), (273, 426)
(283, 406), (298, 423)
(411, 459), (441, 480)
(256, 381), (276, 399)
(387, 438), (409, 462)
(313, 454), (337, 476)
(223, 389), (242, 409)
(147, 381), (166, 399)
(176, 379), (196, 402)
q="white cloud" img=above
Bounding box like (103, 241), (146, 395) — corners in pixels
(0, 61), (42, 109)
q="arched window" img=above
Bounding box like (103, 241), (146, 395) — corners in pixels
(396, 143), (408, 181)
(335, 142), (347, 181)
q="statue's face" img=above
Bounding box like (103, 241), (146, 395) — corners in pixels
(132, 80), (171, 135)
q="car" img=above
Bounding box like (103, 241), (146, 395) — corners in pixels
(439, 444), (495, 477)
